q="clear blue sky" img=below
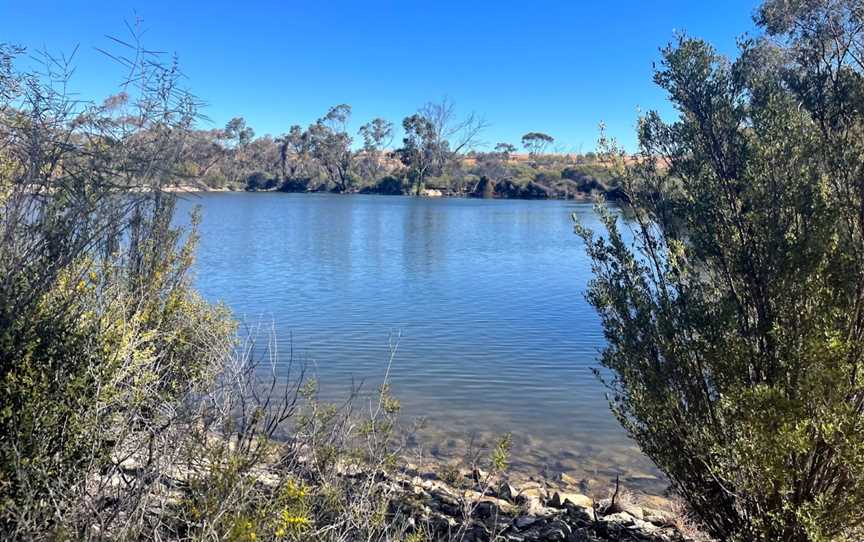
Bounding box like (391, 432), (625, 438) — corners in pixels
(2, 0), (761, 151)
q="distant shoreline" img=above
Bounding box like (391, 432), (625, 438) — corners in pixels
(161, 184), (610, 202)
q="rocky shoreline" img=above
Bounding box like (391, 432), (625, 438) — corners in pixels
(105, 435), (688, 542)
(381, 463), (685, 542)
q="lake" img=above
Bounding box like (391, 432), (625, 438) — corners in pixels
(176, 192), (662, 493)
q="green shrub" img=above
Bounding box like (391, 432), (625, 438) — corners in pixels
(533, 170), (561, 185)
(245, 171), (279, 191)
(0, 37), (236, 537)
(360, 175), (407, 195)
(576, 3), (864, 540)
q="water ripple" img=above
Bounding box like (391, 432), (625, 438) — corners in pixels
(177, 193), (661, 491)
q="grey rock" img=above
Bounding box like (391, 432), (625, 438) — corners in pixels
(497, 482), (519, 502)
(474, 500), (500, 520)
(603, 511), (636, 526)
(540, 522), (568, 541)
(515, 515), (539, 529)
(549, 491), (593, 509)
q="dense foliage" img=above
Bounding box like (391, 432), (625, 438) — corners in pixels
(0, 36), (237, 534)
(577, 1), (864, 540)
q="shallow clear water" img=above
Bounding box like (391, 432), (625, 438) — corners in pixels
(176, 192), (662, 493)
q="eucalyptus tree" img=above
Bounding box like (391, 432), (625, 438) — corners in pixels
(308, 104), (355, 192)
(396, 114), (438, 195)
(494, 142), (517, 161)
(275, 132), (291, 181)
(576, 1), (864, 539)
(520, 132), (553, 167)
(357, 117), (393, 182)
(276, 124), (316, 182)
(397, 98), (486, 195)
(220, 117), (256, 183)
(223, 116), (255, 148)
(243, 134), (280, 183)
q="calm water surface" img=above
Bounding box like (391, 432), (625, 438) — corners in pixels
(177, 193), (661, 493)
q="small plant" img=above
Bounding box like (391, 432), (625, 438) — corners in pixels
(439, 464), (463, 487)
(404, 529), (429, 542)
(490, 433), (512, 473)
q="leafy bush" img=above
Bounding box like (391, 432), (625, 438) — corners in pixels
(359, 175), (407, 195)
(279, 177), (312, 192)
(561, 166), (609, 192)
(533, 171), (561, 185)
(0, 35), (238, 537)
(245, 171), (279, 191)
(202, 171), (231, 189)
(576, 2), (864, 540)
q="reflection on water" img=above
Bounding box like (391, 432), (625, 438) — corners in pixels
(176, 192), (663, 494)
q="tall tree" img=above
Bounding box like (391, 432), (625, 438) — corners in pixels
(221, 117), (256, 184)
(397, 114), (439, 195)
(521, 132), (553, 167)
(494, 142), (517, 161)
(275, 132), (291, 181)
(223, 117), (255, 148)
(276, 124), (314, 181)
(308, 104), (354, 192)
(357, 117), (393, 182)
(397, 98), (486, 195)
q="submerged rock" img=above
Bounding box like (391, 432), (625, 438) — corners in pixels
(557, 472), (580, 487)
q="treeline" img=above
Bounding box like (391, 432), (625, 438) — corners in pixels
(179, 99), (623, 200)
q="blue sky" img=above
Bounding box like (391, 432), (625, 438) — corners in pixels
(2, 1), (760, 151)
